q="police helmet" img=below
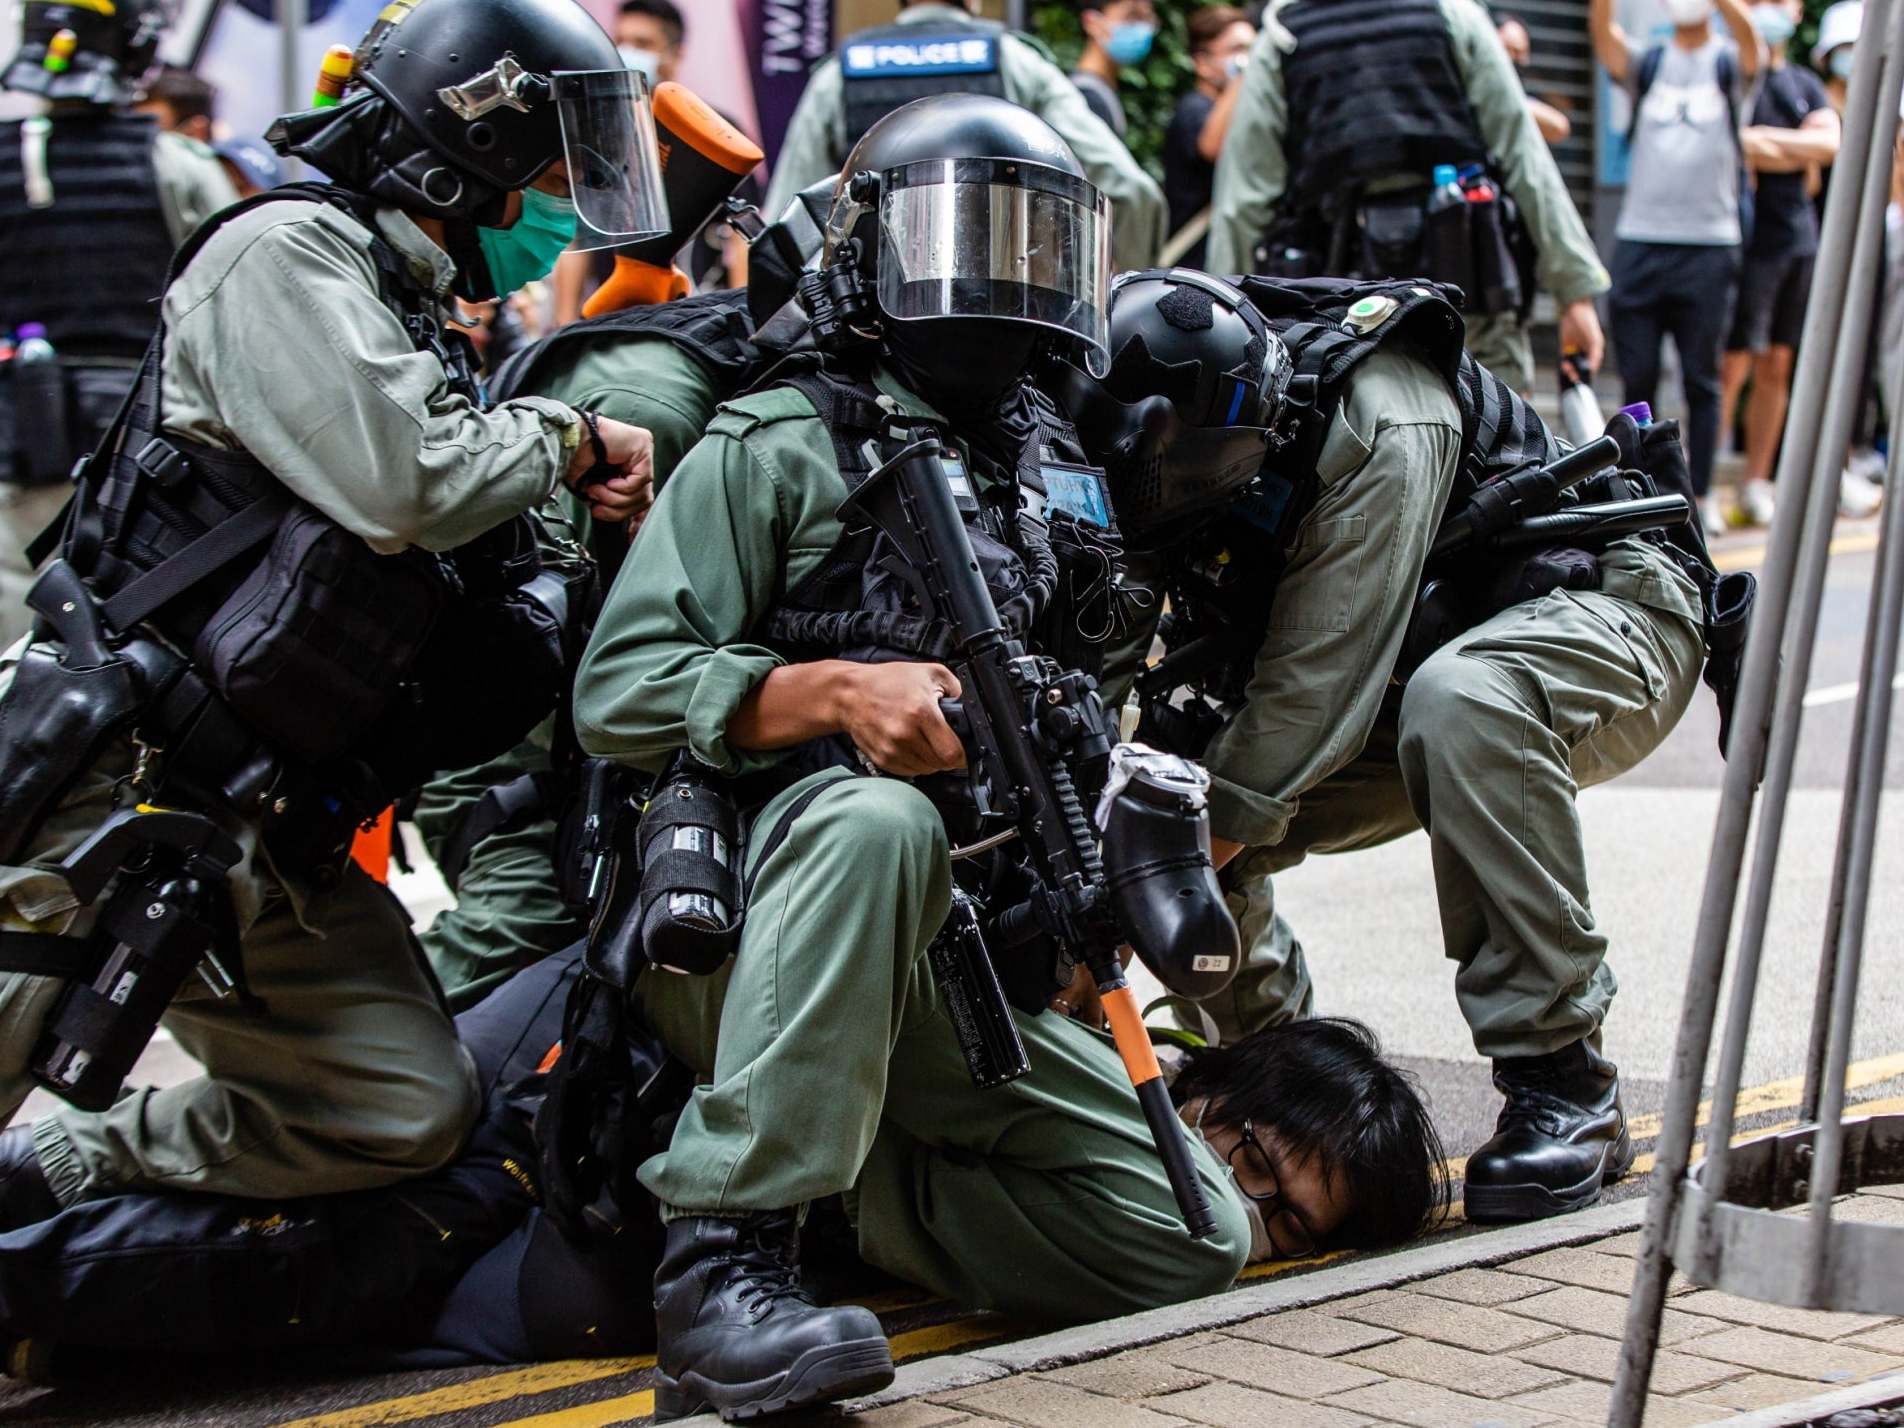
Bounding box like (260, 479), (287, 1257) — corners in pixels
(272, 0), (665, 239)
(821, 93), (1113, 374)
(1055, 269), (1292, 551)
(3, 0), (168, 105)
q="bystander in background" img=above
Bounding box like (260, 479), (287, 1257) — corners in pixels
(1719, 0), (1850, 528)
(1496, 12), (1573, 143)
(135, 64), (214, 143)
(1592, 0), (1764, 536)
(1162, 4), (1254, 266)
(1072, 0), (1156, 137)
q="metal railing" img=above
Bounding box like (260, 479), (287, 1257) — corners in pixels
(1610, 5), (1904, 1422)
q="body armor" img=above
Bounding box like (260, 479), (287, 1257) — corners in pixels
(1146, 277), (1554, 719)
(487, 288), (763, 406)
(837, 14), (1009, 156)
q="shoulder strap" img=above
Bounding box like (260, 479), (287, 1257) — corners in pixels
(1634, 44), (1665, 115)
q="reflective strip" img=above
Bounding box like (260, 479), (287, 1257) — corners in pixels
(22, 117), (52, 209)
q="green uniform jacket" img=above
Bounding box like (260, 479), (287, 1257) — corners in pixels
(1206, 0), (1608, 306)
(762, 2), (1167, 273)
(151, 129), (239, 245)
(575, 366), (963, 776)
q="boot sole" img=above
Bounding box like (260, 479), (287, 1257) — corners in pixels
(1464, 1127), (1635, 1225)
(653, 1337), (895, 1423)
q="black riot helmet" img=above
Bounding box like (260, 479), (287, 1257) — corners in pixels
(815, 93), (1113, 409)
(1053, 268), (1293, 552)
(269, 0), (666, 239)
(3, 0), (169, 105)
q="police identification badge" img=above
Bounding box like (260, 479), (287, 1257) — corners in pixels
(841, 34), (999, 77)
(1041, 463), (1114, 530)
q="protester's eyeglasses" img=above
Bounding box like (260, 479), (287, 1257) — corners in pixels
(1228, 1119), (1319, 1258)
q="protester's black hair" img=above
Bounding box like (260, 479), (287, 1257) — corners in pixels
(617, 0), (684, 47)
(1172, 1017), (1450, 1249)
(143, 64), (216, 125)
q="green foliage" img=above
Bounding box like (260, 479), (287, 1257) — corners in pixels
(1030, 1), (1200, 180)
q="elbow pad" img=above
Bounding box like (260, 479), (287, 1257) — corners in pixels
(1096, 745), (1240, 1001)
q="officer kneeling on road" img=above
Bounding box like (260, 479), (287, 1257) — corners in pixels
(0, 0), (660, 1227)
(1059, 269), (1736, 1224)
(575, 96), (1446, 1422)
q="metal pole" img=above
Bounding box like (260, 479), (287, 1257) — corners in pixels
(1802, 286), (1904, 1302)
(278, 0), (306, 178)
(1607, 4), (1901, 1419)
(1692, 6), (1904, 1257)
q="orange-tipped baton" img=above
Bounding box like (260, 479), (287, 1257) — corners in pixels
(583, 82), (764, 317)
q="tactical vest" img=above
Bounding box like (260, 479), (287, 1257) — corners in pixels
(0, 112), (173, 361)
(1151, 277), (1555, 709)
(1278, 0), (1488, 222)
(60, 184), (502, 774)
(838, 13), (1009, 154)
(488, 288), (763, 407)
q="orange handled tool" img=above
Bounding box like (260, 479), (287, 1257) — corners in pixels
(583, 82), (764, 318)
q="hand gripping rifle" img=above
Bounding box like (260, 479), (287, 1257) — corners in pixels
(840, 437), (1240, 1240)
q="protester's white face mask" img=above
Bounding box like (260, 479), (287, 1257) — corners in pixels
(1665, 0), (1715, 26)
(618, 45), (660, 82)
(1187, 1099), (1276, 1261)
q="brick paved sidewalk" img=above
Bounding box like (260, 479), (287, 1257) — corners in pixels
(838, 1188), (1904, 1428)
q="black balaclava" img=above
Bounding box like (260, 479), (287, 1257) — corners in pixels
(882, 317), (1044, 429)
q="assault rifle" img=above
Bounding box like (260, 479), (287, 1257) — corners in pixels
(840, 437), (1239, 1240)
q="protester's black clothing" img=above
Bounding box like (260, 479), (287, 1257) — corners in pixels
(1163, 90), (1216, 266)
(1611, 239), (1741, 496)
(0, 945), (654, 1366)
(1748, 64), (1831, 261)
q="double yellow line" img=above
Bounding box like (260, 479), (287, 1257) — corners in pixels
(280, 1053), (1904, 1428)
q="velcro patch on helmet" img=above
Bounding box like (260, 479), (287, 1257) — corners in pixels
(1157, 284), (1215, 333)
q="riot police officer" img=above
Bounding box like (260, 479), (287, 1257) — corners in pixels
(762, 0), (1167, 271)
(0, 0), (237, 648)
(0, 0), (659, 1227)
(1062, 269), (1712, 1222)
(576, 94), (1456, 1423)
(1206, 0), (1608, 394)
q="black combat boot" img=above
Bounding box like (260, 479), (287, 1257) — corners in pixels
(652, 1212), (894, 1423)
(1464, 1039), (1635, 1223)
(0, 1126), (59, 1232)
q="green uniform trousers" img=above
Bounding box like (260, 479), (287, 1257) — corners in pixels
(1199, 563), (1706, 1060)
(634, 769), (1251, 1321)
(413, 732), (577, 1013)
(0, 484), (69, 651)
(1464, 313), (1535, 397)
(0, 865), (480, 1204)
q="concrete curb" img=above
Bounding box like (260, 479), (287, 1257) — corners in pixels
(1703, 1368), (1904, 1426)
(668, 1199), (1652, 1425)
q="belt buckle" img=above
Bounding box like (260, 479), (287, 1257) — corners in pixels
(133, 438), (191, 489)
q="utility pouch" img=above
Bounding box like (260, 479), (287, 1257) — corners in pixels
(193, 506), (447, 763)
(635, 753), (742, 976)
(1465, 186), (1524, 316)
(4, 356), (74, 486)
(1357, 196), (1426, 278)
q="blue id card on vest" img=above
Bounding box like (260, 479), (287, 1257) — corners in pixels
(1041, 463), (1114, 529)
(841, 35), (999, 78)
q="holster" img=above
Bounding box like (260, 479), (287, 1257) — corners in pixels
(0, 561), (158, 864)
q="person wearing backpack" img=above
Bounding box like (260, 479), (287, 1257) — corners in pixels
(1591, 0), (1765, 537)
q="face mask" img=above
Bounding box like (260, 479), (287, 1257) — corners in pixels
(1831, 47), (1856, 78)
(1187, 1100), (1277, 1262)
(1227, 53), (1248, 79)
(1105, 20), (1157, 66)
(1664, 0), (1714, 25)
(477, 186), (577, 296)
(1751, 3), (1797, 46)
(617, 44), (659, 82)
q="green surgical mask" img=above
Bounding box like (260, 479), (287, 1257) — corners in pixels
(477, 187), (577, 296)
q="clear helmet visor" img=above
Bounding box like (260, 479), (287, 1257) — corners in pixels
(874, 158), (1112, 375)
(553, 67), (669, 250)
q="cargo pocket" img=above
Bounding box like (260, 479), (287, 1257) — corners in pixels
(1267, 515), (1367, 633)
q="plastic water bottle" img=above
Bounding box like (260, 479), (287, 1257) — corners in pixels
(1557, 350), (1606, 447)
(1424, 164), (1473, 294)
(12, 322), (71, 484)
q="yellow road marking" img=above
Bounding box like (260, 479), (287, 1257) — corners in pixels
(1713, 529), (1880, 571)
(273, 1359), (654, 1428)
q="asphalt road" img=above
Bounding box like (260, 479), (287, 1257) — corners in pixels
(3, 518), (1901, 1428)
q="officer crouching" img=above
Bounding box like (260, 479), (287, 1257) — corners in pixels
(0, 0), (659, 1227)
